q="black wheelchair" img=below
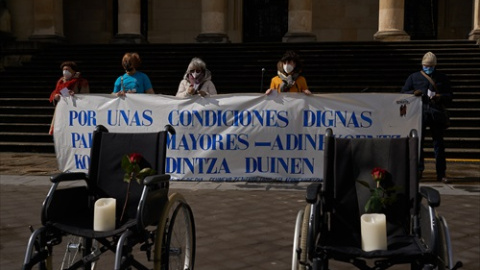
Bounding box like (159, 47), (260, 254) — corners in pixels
(292, 128), (462, 270)
(23, 125), (195, 270)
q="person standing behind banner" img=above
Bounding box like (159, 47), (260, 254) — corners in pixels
(49, 61), (90, 106)
(401, 51), (452, 183)
(265, 50), (311, 96)
(176, 57), (217, 97)
(48, 61), (90, 135)
(112, 52), (154, 96)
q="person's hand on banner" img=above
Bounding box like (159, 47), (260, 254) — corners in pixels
(303, 89), (312, 95)
(265, 89), (275, 95)
(116, 91), (126, 97)
(198, 90), (207, 97)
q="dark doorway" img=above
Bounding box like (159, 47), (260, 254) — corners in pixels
(243, 0), (288, 42)
(404, 0), (438, 40)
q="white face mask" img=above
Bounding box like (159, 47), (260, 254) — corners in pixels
(192, 71), (201, 78)
(63, 70), (72, 80)
(283, 64), (294, 74)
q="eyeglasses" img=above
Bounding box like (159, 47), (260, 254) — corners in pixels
(189, 69), (202, 73)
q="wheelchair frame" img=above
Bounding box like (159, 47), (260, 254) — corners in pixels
(22, 125), (196, 270)
(292, 128), (462, 270)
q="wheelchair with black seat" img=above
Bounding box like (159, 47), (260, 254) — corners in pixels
(23, 125), (195, 270)
(292, 128), (462, 270)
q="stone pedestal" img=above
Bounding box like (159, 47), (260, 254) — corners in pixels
(111, 34), (147, 44)
(282, 32), (317, 43)
(29, 35), (65, 43)
(283, 0), (316, 42)
(374, 0), (410, 41)
(196, 33), (230, 43)
(469, 0), (480, 43)
(196, 0), (230, 43)
(29, 0), (65, 43)
(112, 0), (147, 44)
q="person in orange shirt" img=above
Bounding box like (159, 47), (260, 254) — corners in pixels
(265, 51), (311, 95)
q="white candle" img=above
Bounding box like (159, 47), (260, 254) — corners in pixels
(93, 198), (116, 231)
(360, 213), (387, 251)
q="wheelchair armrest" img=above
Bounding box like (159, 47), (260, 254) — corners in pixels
(306, 182), (322, 204)
(50, 172), (88, 183)
(143, 174), (170, 186)
(420, 186), (440, 207)
(137, 174), (170, 229)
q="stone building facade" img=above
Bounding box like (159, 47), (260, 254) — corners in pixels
(1, 0), (479, 44)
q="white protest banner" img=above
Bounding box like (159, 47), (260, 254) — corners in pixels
(53, 93), (421, 181)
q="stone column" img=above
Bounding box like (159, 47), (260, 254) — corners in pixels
(196, 0), (230, 43)
(0, 0), (12, 34)
(112, 0), (146, 44)
(29, 0), (65, 43)
(283, 0), (316, 42)
(374, 0), (410, 41)
(469, 0), (480, 43)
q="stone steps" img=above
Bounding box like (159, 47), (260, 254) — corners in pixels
(0, 40), (479, 158)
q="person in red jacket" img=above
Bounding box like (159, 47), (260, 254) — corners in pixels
(49, 61), (90, 105)
(48, 61), (89, 134)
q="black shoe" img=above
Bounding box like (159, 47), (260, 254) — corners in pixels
(437, 176), (448, 183)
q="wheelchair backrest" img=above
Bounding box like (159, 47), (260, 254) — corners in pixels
(322, 129), (418, 247)
(88, 125), (168, 221)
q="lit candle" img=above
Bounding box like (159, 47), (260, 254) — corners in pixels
(94, 198), (116, 231)
(360, 213), (387, 251)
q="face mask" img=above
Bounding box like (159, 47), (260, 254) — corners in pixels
(123, 61), (133, 72)
(422, 66), (435, 75)
(63, 70), (72, 80)
(283, 64), (294, 74)
(192, 71), (201, 78)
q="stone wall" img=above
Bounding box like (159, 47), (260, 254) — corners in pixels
(313, 0), (378, 41)
(1, 0), (476, 44)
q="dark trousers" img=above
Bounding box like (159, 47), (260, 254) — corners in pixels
(420, 108), (447, 180)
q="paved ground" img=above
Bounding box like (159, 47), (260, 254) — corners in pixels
(1, 153), (479, 270)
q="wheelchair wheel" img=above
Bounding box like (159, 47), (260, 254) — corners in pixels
(292, 209), (304, 270)
(435, 216), (452, 270)
(299, 204), (311, 270)
(154, 193), (195, 270)
(292, 205), (311, 270)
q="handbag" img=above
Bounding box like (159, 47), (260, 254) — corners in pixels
(420, 71), (451, 129)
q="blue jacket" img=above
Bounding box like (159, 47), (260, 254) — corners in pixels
(401, 70), (452, 106)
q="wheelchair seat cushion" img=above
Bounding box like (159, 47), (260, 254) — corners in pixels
(320, 234), (428, 260)
(48, 218), (137, 239)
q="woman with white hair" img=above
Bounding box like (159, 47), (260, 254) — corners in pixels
(176, 57), (217, 97)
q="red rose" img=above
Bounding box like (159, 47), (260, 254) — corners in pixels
(129, 153), (142, 164)
(371, 167), (386, 182)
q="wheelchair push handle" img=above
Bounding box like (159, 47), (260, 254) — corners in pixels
(164, 124), (176, 135)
